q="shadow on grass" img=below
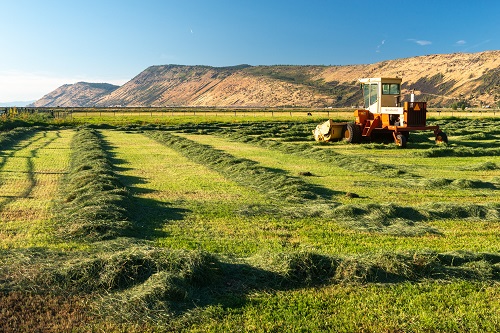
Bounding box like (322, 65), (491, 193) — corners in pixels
(0, 130), (59, 212)
(77, 249), (500, 323)
(100, 132), (191, 241)
(125, 196), (189, 240)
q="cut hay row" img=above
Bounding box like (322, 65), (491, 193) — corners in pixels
(146, 131), (324, 203)
(53, 128), (132, 241)
(433, 117), (500, 137)
(416, 146), (500, 158)
(3, 246), (497, 326)
(179, 132), (499, 203)
(408, 177), (498, 190)
(128, 121), (412, 177)
(0, 127), (36, 151)
(0, 121), (498, 331)
(165, 130), (499, 235)
(211, 124), (413, 178)
(328, 202), (499, 236)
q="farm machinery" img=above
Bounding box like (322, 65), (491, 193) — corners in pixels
(313, 77), (448, 147)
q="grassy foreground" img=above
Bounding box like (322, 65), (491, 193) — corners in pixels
(0, 115), (499, 332)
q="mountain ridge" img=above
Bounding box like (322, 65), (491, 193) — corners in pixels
(30, 82), (120, 107)
(32, 51), (500, 108)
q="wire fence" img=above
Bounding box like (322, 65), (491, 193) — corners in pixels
(1, 107), (499, 119)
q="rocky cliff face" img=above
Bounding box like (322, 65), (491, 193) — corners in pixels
(33, 51), (500, 108)
(30, 82), (119, 107)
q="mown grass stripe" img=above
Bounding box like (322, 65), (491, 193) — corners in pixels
(146, 131), (330, 203)
(0, 130), (74, 249)
(53, 128), (132, 241)
(169, 121), (413, 178)
(159, 128), (499, 236)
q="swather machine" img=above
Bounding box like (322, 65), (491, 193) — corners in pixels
(313, 77), (448, 147)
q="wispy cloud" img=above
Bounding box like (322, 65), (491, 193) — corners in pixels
(408, 39), (432, 46)
(376, 39), (385, 53)
(455, 40), (467, 45)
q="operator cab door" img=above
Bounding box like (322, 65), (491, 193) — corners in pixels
(363, 83), (379, 113)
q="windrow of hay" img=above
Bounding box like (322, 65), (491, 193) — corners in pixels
(1, 245), (498, 326)
(0, 245), (221, 327)
(0, 127), (36, 150)
(432, 117), (500, 137)
(328, 202), (500, 235)
(4, 246), (499, 295)
(217, 128), (411, 178)
(69, 249), (500, 325)
(140, 121), (411, 177)
(422, 202), (500, 220)
(144, 128), (497, 236)
(257, 250), (500, 285)
(145, 131), (325, 203)
(459, 132), (498, 140)
(9, 246), (497, 325)
(459, 161), (499, 171)
(38, 246), (220, 324)
(39, 247), (220, 294)
(53, 128), (132, 241)
(408, 177), (498, 190)
(416, 146), (500, 158)
(329, 203), (437, 236)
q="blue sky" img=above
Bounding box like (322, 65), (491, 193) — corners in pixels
(1, 0), (499, 102)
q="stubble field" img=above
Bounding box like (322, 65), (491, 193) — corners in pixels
(0, 114), (499, 332)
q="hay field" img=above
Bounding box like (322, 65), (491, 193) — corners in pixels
(0, 116), (499, 332)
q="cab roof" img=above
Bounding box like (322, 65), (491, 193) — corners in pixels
(358, 77), (402, 84)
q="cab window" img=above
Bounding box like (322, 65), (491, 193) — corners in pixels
(363, 83), (378, 107)
(382, 83), (400, 95)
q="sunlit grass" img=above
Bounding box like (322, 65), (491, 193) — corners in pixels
(185, 281), (500, 333)
(1, 116), (499, 332)
(97, 129), (499, 256)
(0, 130), (74, 249)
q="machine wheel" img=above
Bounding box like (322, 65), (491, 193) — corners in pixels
(435, 131), (448, 144)
(344, 123), (362, 143)
(395, 133), (407, 148)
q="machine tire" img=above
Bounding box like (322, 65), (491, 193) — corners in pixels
(395, 133), (407, 148)
(435, 131), (448, 144)
(344, 123), (362, 143)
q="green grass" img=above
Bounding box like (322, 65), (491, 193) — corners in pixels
(0, 116), (499, 332)
(186, 281), (500, 333)
(0, 129), (74, 249)
(52, 127), (132, 241)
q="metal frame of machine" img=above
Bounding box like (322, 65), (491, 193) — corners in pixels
(313, 77), (448, 147)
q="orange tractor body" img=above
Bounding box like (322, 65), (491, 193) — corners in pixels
(313, 77), (447, 147)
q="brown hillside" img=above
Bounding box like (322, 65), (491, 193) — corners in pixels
(95, 65), (333, 107)
(313, 50), (500, 107)
(34, 51), (500, 108)
(31, 82), (119, 107)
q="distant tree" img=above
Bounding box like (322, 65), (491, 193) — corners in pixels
(451, 100), (469, 110)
